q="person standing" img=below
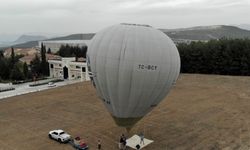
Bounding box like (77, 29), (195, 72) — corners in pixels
(122, 135), (127, 150)
(140, 133), (144, 145)
(98, 139), (101, 150)
(119, 135), (123, 149)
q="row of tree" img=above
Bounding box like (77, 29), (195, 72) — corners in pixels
(0, 48), (29, 81)
(29, 43), (49, 80)
(177, 38), (250, 76)
(0, 44), (49, 81)
(1, 38), (249, 81)
(57, 44), (87, 60)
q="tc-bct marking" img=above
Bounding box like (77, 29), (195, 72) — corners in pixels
(138, 64), (157, 70)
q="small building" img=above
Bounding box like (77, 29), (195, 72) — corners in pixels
(48, 57), (90, 81)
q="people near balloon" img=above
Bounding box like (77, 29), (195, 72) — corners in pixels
(139, 133), (144, 145)
(87, 23), (180, 130)
(118, 134), (127, 150)
(122, 135), (127, 150)
(97, 139), (101, 150)
(119, 134), (123, 149)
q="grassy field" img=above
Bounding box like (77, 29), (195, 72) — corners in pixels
(1, 74), (250, 150)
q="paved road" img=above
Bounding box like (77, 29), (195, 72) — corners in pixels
(0, 79), (83, 100)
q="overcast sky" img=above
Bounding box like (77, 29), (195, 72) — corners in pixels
(0, 0), (249, 36)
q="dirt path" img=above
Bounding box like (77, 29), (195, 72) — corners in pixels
(1, 74), (250, 150)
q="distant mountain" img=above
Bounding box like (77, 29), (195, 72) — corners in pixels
(161, 25), (250, 42)
(14, 35), (47, 44)
(4, 25), (250, 48)
(236, 24), (250, 31)
(47, 33), (95, 41)
(0, 34), (20, 43)
(0, 42), (9, 48)
(12, 41), (39, 49)
(0, 35), (47, 49)
(4, 33), (94, 49)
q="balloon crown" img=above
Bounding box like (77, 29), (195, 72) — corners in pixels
(120, 23), (152, 28)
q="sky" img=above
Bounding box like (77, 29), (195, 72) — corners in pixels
(0, 0), (250, 38)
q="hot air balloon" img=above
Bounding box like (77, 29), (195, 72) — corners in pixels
(87, 23), (180, 130)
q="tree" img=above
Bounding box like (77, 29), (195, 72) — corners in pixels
(47, 48), (52, 54)
(177, 38), (250, 76)
(40, 43), (49, 76)
(41, 43), (46, 63)
(10, 64), (24, 81)
(0, 58), (10, 80)
(10, 47), (15, 69)
(23, 62), (29, 79)
(0, 50), (4, 58)
(57, 45), (88, 59)
(30, 54), (41, 75)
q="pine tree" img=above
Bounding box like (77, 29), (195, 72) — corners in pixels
(23, 62), (29, 79)
(10, 64), (24, 81)
(30, 54), (41, 75)
(47, 48), (52, 54)
(40, 43), (49, 76)
(10, 47), (15, 69)
(41, 43), (46, 63)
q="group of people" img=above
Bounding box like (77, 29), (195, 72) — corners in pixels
(98, 132), (145, 150)
(135, 133), (145, 150)
(119, 134), (127, 150)
(118, 133), (145, 150)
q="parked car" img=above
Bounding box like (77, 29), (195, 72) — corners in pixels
(48, 129), (71, 143)
(69, 136), (89, 150)
(48, 82), (56, 87)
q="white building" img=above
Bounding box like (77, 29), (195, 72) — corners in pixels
(48, 57), (90, 81)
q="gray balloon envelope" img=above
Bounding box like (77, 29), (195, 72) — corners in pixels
(87, 23), (180, 128)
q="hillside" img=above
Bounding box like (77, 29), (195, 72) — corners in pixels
(4, 25), (250, 49)
(11, 41), (39, 48)
(237, 24), (250, 31)
(47, 33), (95, 41)
(14, 35), (47, 44)
(6, 33), (95, 48)
(161, 25), (250, 41)
(0, 35), (47, 49)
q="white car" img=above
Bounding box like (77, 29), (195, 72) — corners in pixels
(48, 129), (71, 143)
(48, 82), (56, 87)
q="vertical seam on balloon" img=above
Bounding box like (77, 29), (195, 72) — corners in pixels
(92, 29), (108, 100)
(162, 37), (177, 101)
(130, 26), (149, 117)
(161, 37), (175, 102)
(129, 26), (140, 117)
(105, 26), (120, 116)
(117, 25), (131, 117)
(139, 27), (155, 115)
(147, 29), (163, 108)
(124, 26), (135, 117)
(94, 26), (116, 114)
(153, 32), (173, 104)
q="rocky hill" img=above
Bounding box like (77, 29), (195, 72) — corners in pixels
(14, 35), (47, 44)
(161, 25), (250, 42)
(47, 33), (94, 41)
(3, 25), (250, 49)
